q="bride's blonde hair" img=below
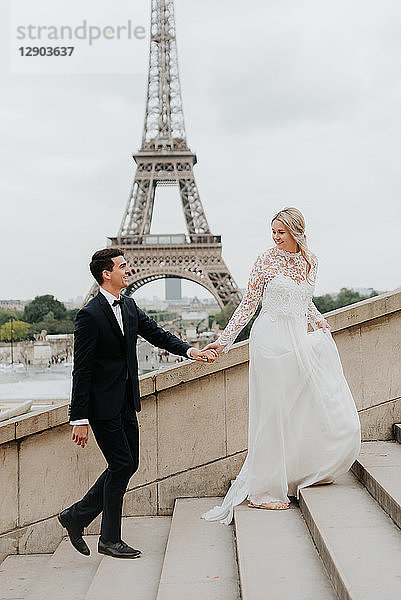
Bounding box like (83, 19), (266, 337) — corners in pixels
(271, 207), (314, 283)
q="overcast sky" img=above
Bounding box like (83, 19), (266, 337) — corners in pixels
(1, 0), (401, 303)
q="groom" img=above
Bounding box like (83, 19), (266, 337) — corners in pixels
(59, 248), (214, 559)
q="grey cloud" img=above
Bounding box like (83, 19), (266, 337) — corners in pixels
(0, 0), (400, 300)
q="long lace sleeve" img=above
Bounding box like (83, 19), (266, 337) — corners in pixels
(307, 255), (324, 330)
(217, 254), (266, 350)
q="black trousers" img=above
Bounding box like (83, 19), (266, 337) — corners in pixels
(69, 388), (139, 542)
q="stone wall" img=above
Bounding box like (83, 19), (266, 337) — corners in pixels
(324, 288), (401, 440)
(0, 337), (73, 366)
(0, 289), (400, 560)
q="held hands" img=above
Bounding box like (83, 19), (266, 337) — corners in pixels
(189, 348), (218, 363)
(201, 342), (226, 357)
(318, 319), (331, 333)
(72, 425), (89, 448)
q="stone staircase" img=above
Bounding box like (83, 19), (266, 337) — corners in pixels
(1, 426), (401, 600)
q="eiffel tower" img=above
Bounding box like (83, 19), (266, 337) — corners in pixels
(92, 0), (241, 309)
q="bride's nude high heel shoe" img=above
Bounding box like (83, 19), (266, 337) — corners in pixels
(248, 500), (290, 510)
(310, 477), (334, 486)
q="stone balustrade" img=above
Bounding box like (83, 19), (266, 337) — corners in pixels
(0, 288), (400, 561)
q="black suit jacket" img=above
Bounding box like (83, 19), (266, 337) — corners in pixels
(69, 291), (191, 421)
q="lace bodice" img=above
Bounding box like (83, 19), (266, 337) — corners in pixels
(217, 247), (324, 349)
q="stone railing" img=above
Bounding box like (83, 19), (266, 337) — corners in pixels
(0, 288), (400, 561)
(323, 288), (400, 439)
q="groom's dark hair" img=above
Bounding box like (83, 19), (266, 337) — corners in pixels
(90, 248), (124, 285)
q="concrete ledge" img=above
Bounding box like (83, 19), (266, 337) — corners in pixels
(358, 397), (401, 441)
(154, 341), (248, 392)
(0, 400), (33, 423)
(139, 372), (155, 397)
(0, 515), (63, 565)
(86, 517), (171, 600)
(351, 441), (401, 530)
(299, 472), (401, 599)
(0, 554), (51, 599)
(324, 289), (401, 333)
(0, 420), (15, 445)
(0, 401), (70, 445)
(24, 537), (101, 600)
(234, 502), (336, 599)
(156, 498), (240, 600)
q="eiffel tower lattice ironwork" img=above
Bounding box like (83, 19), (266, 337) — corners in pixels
(92, 0), (242, 309)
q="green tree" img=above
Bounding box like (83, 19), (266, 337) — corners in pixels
(0, 320), (30, 341)
(0, 309), (13, 326)
(0, 309), (24, 326)
(29, 316), (75, 336)
(147, 310), (178, 323)
(66, 308), (79, 321)
(314, 288), (378, 314)
(335, 287), (377, 308)
(313, 294), (336, 314)
(23, 295), (67, 323)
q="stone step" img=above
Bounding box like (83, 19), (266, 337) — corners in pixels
(25, 537), (101, 600)
(0, 554), (51, 599)
(234, 501), (337, 600)
(299, 472), (401, 600)
(394, 423), (401, 444)
(85, 517), (171, 600)
(156, 497), (240, 600)
(351, 440), (401, 529)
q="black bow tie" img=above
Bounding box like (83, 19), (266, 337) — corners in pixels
(112, 298), (124, 307)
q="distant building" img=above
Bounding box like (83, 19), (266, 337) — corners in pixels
(199, 298), (219, 307)
(354, 287), (375, 297)
(0, 299), (29, 311)
(165, 278), (182, 301)
(63, 296), (84, 309)
(185, 327), (197, 340)
(135, 292), (219, 313)
(181, 311), (208, 321)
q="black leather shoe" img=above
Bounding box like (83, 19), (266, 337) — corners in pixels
(58, 509), (90, 556)
(98, 539), (141, 559)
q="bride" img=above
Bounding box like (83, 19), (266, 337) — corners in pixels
(202, 207), (361, 525)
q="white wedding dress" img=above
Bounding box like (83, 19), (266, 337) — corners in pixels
(202, 246), (361, 525)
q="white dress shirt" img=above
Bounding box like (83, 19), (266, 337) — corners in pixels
(99, 286), (124, 332)
(70, 287), (195, 426)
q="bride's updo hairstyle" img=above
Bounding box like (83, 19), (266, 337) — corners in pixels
(271, 207), (314, 283)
